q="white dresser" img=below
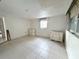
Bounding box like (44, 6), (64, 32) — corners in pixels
(50, 31), (64, 42)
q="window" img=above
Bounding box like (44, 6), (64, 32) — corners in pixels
(40, 19), (47, 29)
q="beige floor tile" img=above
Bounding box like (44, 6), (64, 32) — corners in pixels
(0, 36), (68, 59)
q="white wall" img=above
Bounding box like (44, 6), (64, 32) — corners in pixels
(4, 15), (68, 39)
(30, 15), (68, 38)
(66, 31), (79, 59)
(5, 16), (30, 39)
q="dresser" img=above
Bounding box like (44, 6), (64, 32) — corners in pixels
(50, 31), (64, 42)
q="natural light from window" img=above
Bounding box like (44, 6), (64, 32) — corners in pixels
(40, 20), (47, 29)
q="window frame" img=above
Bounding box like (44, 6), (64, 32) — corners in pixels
(39, 18), (48, 29)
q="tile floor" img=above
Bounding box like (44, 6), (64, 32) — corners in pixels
(0, 36), (68, 59)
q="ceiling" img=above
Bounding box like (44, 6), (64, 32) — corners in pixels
(0, 0), (72, 19)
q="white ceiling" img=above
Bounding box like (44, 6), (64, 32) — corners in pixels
(0, 0), (72, 19)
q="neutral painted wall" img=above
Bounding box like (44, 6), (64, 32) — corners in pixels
(66, 2), (79, 59)
(66, 31), (79, 59)
(30, 15), (68, 38)
(4, 15), (68, 39)
(5, 16), (30, 39)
